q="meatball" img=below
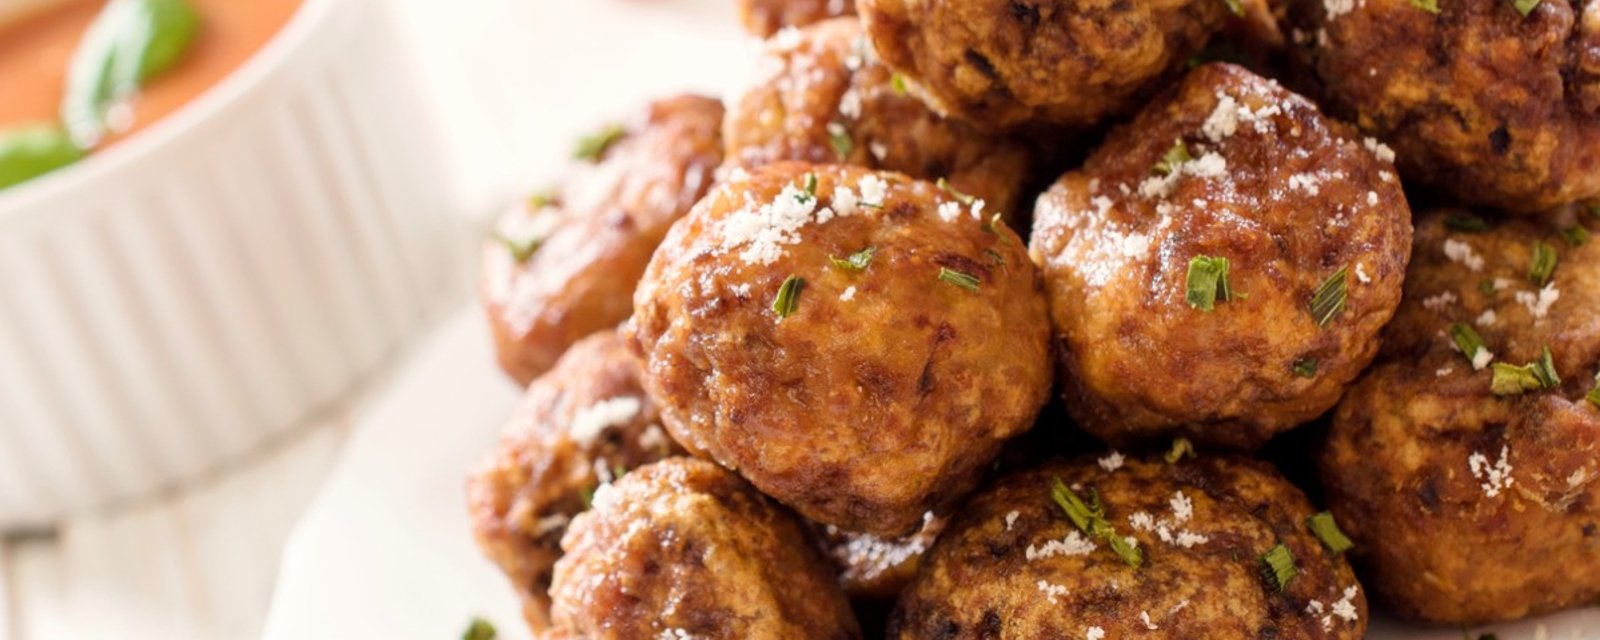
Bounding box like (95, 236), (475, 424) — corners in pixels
(819, 512), (949, 600)
(724, 17), (1031, 216)
(483, 94), (723, 386)
(1028, 63), (1412, 450)
(1321, 208), (1600, 623)
(890, 456), (1368, 639)
(626, 162), (1052, 535)
(546, 458), (862, 639)
(738, 0), (856, 37)
(466, 331), (683, 631)
(858, 0), (1233, 132)
(1283, 0), (1600, 213)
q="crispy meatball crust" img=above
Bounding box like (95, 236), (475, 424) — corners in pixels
(889, 457), (1368, 639)
(626, 162), (1052, 536)
(1284, 0), (1600, 213)
(1028, 63), (1412, 450)
(725, 18), (1032, 216)
(482, 95), (724, 386)
(819, 513), (949, 600)
(737, 0), (856, 37)
(1322, 209), (1600, 624)
(466, 332), (683, 631)
(547, 458), (862, 640)
(859, 0), (1232, 132)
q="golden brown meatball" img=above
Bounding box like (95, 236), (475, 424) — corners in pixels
(1283, 0), (1600, 213)
(466, 332), (683, 631)
(724, 17), (1031, 216)
(483, 95), (724, 386)
(859, 0), (1233, 132)
(737, 0), (856, 37)
(890, 456), (1368, 639)
(1322, 208), (1600, 624)
(626, 162), (1052, 536)
(818, 513), (948, 600)
(547, 458), (862, 639)
(1028, 63), (1412, 450)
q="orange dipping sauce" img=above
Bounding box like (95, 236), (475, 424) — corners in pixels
(0, 0), (302, 146)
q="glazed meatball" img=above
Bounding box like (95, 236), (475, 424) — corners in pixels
(890, 456), (1368, 639)
(819, 512), (949, 600)
(1283, 0), (1600, 213)
(1321, 209), (1600, 623)
(859, 0), (1233, 132)
(626, 162), (1052, 535)
(546, 458), (862, 639)
(738, 0), (855, 37)
(466, 332), (683, 631)
(724, 17), (1031, 216)
(483, 95), (723, 386)
(1029, 63), (1412, 450)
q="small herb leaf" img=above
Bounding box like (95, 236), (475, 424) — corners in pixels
(1410, 0), (1440, 13)
(1165, 437), (1196, 464)
(1561, 225), (1589, 248)
(937, 177), (976, 206)
(1153, 139), (1193, 176)
(1306, 511), (1354, 554)
(1444, 214), (1490, 233)
(573, 124), (626, 161)
(1529, 241), (1558, 286)
(830, 247), (877, 272)
(1512, 0), (1540, 16)
(772, 275), (805, 320)
(1186, 255), (1234, 312)
(1293, 358), (1319, 379)
(938, 267), (980, 292)
(1260, 544), (1299, 591)
(1309, 266), (1350, 328)
(1449, 323), (1489, 367)
(827, 122), (854, 159)
(462, 616), (497, 640)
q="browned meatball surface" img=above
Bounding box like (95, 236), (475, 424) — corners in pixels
(1028, 63), (1412, 450)
(859, 0), (1232, 132)
(483, 95), (724, 386)
(626, 162), (1052, 536)
(724, 17), (1031, 216)
(890, 456), (1368, 639)
(737, 0), (856, 37)
(547, 458), (862, 640)
(1322, 208), (1600, 624)
(819, 512), (948, 600)
(466, 331), (683, 631)
(1283, 0), (1600, 213)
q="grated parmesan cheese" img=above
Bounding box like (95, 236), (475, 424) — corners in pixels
(1469, 446), (1515, 498)
(570, 397), (644, 443)
(1515, 284), (1560, 319)
(840, 286), (857, 301)
(1037, 580), (1069, 604)
(1086, 627), (1105, 640)
(1363, 137), (1396, 163)
(1026, 532), (1098, 560)
(1098, 451), (1126, 472)
(1004, 510), (1019, 531)
(1443, 239), (1486, 271)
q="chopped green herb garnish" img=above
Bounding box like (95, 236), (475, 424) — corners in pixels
(1490, 348), (1558, 397)
(797, 172), (819, 203)
(1449, 323), (1488, 366)
(1529, 241), (1558, 286)
(830, 247), (877, 272)
(579, 484), (596, 509)
(462, 616), (497, 640)
(1153, 139), (1194, 176)
(612, 462), (627, 480)
(1512, 0), (1540, 16)
(984, 248), (1006, 266)
(1165, 437), (1196, 464)
(1260, 544), (1299, 591)
(891, 73), (909, 96)
(495, 230), (543, 263)
(772, 275), (805, 320)
(1444, 214), (1490, 233)
(1479, 279), (1498, 296)
(1186, 256), (1234, 312)
(1293, 358), (1319, 379)
(1306, 511), (1354, 554)
(573, 124), (625, 161)
(1587, 372), (1600, 409)
(1561, 225), (1589, 247)
(1223, 0), (1244, 16)
(937, 177), (977, 207)
(1309, 266), (1350, 328)
(1410, 0), (1440, 13)
(938, 267), (980, 292)
(527, 189), (558, 210)
(981, 213), (1010, 244)
(827, 122), (854, 159)
(1051, 479), (1143, 568)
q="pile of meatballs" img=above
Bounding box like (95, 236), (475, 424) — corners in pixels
(467, 0), (1600, 637)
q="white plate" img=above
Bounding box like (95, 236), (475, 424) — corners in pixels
(260, 0), (1600, 637)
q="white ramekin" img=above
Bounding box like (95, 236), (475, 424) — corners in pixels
(0, 0), (458, 528)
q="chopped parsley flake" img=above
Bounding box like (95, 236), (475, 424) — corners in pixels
(1587, 372), (1600, 409)
(527, 189), (558, 210)
(1222, 0), (1244, 16)
(984, 247), (1006, 266)
(1531, 346), (1561, 388)
(1561, 225), (1589, 247)
(1449, 323), (1489, 368)
(1307, 512), (1354, 554)
(1410, 0), (1440, 13)
(462, 616), (497, 640)
(830, 247), (877, 272)
(1444, 214), (1490, 233)
(1260, 544), (1299, 592)
(1309, 266), (1350, 328)
(827, 122), (854, 159)
(1529, 241), (1558, 286)
(573, 124), (625, 161)
(1479, 279), (1498, 295)
(798, 173), (819, 204)
(1153, 139), (1195, 176)
(938, 267), (980, 292)
(1512, 0), (1540, 16)
(1051, 479), (1142, 568)
(772, 275), (805, 320)
(936, 177), (976, 206)
(495, 231), (541, 263)
(1490, 348), (1559, 396)
(1165, 437), (1196, 464)
(1293, 358), (1319, 379)
(1185, 256), (1235, 312)
(890, 73), (908, 95)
